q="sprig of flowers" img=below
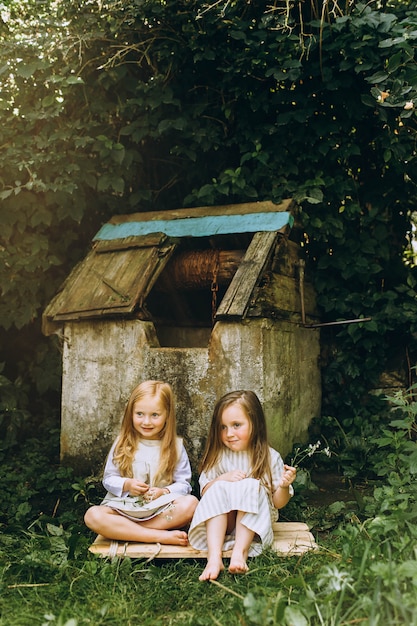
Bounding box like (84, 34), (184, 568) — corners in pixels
(114, 495), (147, 507)
(132, 495), (147, 507)
(290, 440), (331, 468)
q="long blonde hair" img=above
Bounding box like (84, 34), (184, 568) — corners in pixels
(112, 380), (178, 486)
(200, 390), (273, 491)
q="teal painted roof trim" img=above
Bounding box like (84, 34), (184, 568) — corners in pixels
(94, 212), (294, 240)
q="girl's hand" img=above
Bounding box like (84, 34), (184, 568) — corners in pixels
(124, 478), (150, 496)
(201, 471), (247, 495)
(219, 470), (247, 482)
(144, 487), (169, 502)
(279, 464), (297, 488)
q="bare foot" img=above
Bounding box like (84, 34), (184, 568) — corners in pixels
(158, 530), (189, 546)
(229, 556), (249, 575)
(199, 558), (224, 581)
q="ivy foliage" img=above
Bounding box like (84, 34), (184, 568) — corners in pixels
(1, 0), (417, 466)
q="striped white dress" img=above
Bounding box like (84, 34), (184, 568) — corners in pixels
(188, 447), (293, 556)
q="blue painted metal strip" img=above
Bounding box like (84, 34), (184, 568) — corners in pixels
(94, 212), (293, 240)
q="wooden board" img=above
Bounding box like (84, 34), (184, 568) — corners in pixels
(215, 231), (278, 319)
(251, 274), (318, 317)
(89, 522), (318, 560)
(94, 211), (293, 241)
(106, 199), (296, 225)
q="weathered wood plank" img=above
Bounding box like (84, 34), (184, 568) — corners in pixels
(42, 248), (97, 335)
(89, 522), (318, 559)
(216, 232), (278, 319)
(107, 199), (296, 225)
(94, 211), (293, 241)
(94, 233), (169, 252)
(253, 273), (318, 317)
(271, 239), (303, 279)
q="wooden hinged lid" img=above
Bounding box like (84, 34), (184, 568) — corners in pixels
(42, 233), (176, 335)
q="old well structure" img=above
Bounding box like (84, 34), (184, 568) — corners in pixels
(43, 200), (321, 474)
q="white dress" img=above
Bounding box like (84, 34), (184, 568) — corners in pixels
(188, 447), (293, 556)
(101, 437), (192, 522)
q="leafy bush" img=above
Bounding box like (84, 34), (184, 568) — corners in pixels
(0, 365), (31, 451)
(362, 384), (417, 523)
(0, 375), (99, 534)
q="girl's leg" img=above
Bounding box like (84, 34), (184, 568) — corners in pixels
(199, 513), (228, 581)
(229, 510), (255, 574)
(84, 495), (197, 546)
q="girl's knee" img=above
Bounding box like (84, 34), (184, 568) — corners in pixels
(187, 494), (199, 513)
(176, 494), (198, 517)
(84, 505), (101, 528)
(192, 494), (199, 510)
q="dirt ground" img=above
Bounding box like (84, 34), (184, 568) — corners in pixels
(305, 471), (360, 507)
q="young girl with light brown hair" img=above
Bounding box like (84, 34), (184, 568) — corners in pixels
(84, 380), (198, 546)
(188, 390), (296, 580)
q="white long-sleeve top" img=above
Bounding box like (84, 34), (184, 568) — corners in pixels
(102, 437), (193, 498)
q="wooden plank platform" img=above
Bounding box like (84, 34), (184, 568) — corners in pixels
(89, 522), (318, 560)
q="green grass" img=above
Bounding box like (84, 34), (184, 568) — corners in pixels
(0, 535), (329, 626)
(2, 514), (417, 626)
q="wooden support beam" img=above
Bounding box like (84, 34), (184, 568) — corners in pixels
(216, 232), (278, 319)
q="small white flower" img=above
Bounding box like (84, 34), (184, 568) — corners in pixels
(318, 565), (354, 593)
(291, 440), (332, 467)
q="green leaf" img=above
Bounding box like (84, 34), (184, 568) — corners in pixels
(66, 75), (84, 84)
(386, 51), (403, 73)
(15, 62), (38, 78)
(42, 95), (56, 107)
(283, 606), (308, 626)
(366, 71), (389, 84)
(304, 188), (324, 204)
(379, 36), (407, 49)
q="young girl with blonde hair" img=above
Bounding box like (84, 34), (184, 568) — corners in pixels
(84, 380), (198, 546)
(188, 390), (297, 580)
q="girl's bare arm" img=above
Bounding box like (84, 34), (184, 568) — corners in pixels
(272, 464), (297, 509)
(201, 470), (247, 495)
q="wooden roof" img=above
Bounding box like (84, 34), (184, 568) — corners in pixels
(42, 200), (295, 335)
(94, 199), (294, 240)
